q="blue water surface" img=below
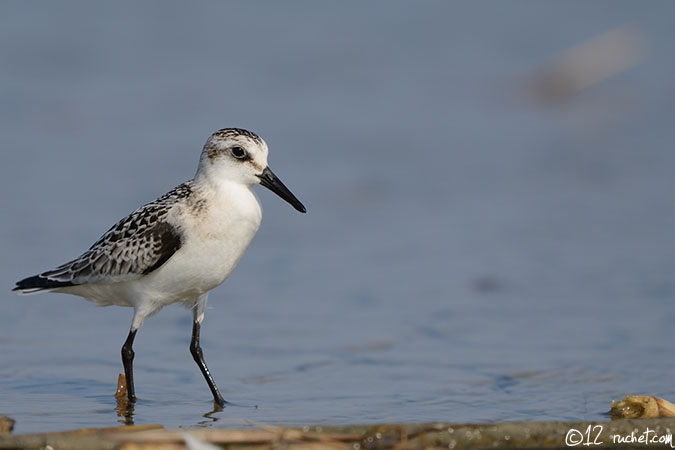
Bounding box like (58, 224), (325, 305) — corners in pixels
(1, 1), (674, 434)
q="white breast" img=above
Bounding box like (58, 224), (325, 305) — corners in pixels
(141, 182), (262, 303)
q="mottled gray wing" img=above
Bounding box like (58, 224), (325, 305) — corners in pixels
(39, 212), (181, 286)
(21, 183), (192, 288)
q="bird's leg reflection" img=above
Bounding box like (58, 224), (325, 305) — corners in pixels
(196, 404), (223, 427)
(115, 395), (135, 425)
(114, 372), (135, 425)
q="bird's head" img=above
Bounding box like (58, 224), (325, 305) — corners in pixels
(197, 128), (306, 213)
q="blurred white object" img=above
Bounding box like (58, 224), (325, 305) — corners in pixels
(183, 433), (222, 450)
(532, 26), (647, 103)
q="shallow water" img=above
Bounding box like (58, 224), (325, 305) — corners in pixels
(1, 1), (675, 434)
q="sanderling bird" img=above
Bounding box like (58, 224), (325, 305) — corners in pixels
(13, 128), (306, 406)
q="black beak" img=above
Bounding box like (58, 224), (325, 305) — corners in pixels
(257, 167), (306, 213)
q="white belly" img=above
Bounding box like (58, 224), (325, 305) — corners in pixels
(137, 219), (260, 302)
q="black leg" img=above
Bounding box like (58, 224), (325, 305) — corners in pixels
(121, 329), (137, 403)
(190, 320), (226, 406)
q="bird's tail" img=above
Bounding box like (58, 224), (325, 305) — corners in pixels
(13, 274), (74, 295)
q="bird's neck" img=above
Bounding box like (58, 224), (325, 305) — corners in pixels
(193, 170), (259, 211)
(194, 164), (253, 190)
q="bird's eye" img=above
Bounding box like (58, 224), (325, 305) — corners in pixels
(231, 146), (247, 159)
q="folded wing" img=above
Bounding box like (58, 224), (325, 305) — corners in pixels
(14, 183), (191, 293)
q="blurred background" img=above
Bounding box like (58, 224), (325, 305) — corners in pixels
(1, 1), (674, 433)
